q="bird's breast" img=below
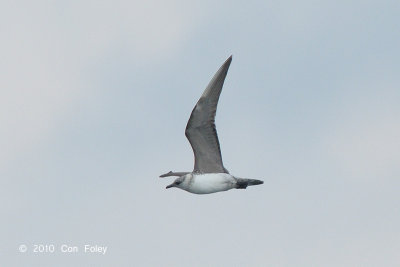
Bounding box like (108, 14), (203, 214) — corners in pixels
(183, 173), (236, 194)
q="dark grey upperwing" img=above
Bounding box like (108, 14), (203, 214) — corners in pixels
(159, 171), (190, 178)
(185, 56), (232, 174)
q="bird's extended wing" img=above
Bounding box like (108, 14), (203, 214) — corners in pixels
(185, 56), (232, 174)
(159, 171), (190, 178)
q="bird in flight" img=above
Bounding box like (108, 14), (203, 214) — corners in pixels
(160, 56), (263, 194)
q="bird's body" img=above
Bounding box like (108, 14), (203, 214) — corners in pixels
(176, 173), (236, 194)
(160, 56), (263, 194)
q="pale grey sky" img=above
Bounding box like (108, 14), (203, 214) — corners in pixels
(1, 0), (400, 266)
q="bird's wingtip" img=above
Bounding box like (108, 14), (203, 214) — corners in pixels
(159, 171), (172, 178)
(222, 55), (232, 67)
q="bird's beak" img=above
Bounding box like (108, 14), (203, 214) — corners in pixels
(166, 183), (175, 189)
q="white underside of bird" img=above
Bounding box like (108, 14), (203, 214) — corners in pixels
(175, 173), (236, 194)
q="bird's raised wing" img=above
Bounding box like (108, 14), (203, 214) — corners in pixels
(185, 56), (232, 174)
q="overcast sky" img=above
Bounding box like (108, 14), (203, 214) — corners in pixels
(1, 0), (400, 266)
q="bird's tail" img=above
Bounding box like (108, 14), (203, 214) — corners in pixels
(235, 178), (264, 189)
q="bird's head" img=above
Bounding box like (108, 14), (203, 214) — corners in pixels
(166, 176), (186, 189)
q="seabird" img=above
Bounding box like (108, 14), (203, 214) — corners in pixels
(160, 56), (263, 194)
